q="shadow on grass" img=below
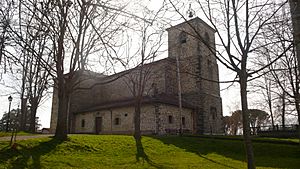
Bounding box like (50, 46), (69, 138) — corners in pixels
(0, 137), (64, 169)
(151, 136), (300, 169)
(134, 136), (164, 169)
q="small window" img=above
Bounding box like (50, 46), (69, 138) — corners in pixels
(81, 119), (85, 128)
(115, 118), (120, 125)
(168, 115), (173, 124)
(179, 31), (187, 44)
(124, 113), (128, 117)
(182, 117), (186, 127)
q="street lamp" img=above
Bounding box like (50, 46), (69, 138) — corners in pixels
(6, 95), (13, 132)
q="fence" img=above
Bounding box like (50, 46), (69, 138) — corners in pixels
(253, 124), (299, 138)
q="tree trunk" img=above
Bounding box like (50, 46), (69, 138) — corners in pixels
(296, 96), (300, 117)
(234, 125), (238, 135)
(20, 52), (29, 131)
(281, 93), (286, 130)
(134, 99), (141, 140)
(266, 80), (275, 129)
(240, 71), (255, 169)
(29, 104), (37, 133)
(54, 80), (70, 140)
(268, 98), (275, 129)
(20, 98), (28, 131)
(295, 94), (300, 144)
(54, 5), (69, 140)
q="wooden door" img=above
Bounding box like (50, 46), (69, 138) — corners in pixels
(95, 117), (102, 134)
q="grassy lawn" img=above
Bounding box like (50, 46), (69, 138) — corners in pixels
(0, 135), (299, 169)
(192, 135), (300, 144)
(0, 132), (38, 137)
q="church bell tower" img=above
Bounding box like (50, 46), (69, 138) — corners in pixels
(166, 15), (223, 134)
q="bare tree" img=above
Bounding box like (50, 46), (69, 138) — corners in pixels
(50, 0), (129, 140)
(2, 0), (169, 140)
(168, 0), (290, 168)
(250, 74), (276, 128)
(0, 0), (55, 133)
(0, 0), (15, 68)
(0, 0), (130, 139)
(21, 2), (52, 132)
(256, 3), (299, 131)
(122, 9), (166, 141)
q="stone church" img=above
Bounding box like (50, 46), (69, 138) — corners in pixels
(50, 17), (223, 135)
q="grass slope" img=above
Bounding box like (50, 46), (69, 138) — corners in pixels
(0, 135), (299, 169)
(0, 132), (38, 137)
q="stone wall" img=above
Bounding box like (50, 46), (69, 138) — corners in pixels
(50, 17), (224, 135)
(73, 104), (194, 135)
(157, 104), (194, 134)
(166, 17), (223, 134)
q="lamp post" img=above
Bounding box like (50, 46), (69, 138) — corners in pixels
(6, 95), (13, 132)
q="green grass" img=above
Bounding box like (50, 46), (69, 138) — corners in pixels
(0, 135), (299, 169)
(254, 137), (299, 144)
(0, 131), (38, 137)
(191, 135), (300, 144)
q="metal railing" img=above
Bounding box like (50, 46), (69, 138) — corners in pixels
(252, 124), (299, 137)
(253, 124), (299, 132)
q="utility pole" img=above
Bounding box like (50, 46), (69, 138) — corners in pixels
(176, 53), (183, 135)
